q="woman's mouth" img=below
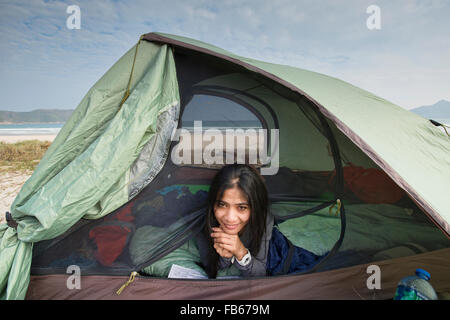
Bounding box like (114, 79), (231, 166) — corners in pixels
(223, 223), (239, 231)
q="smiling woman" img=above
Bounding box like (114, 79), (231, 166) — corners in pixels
(195, 164), (274, 278)
(214, 186), (251, 235)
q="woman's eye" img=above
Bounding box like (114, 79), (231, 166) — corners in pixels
(239, 206), (248, 211)
(217, 202), (226, 208)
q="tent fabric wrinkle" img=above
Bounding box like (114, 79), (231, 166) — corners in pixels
(0, 42), (180, 299)
(128, 102), (180, 199)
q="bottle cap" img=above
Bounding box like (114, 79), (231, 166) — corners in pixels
(415, 268), (431, 280)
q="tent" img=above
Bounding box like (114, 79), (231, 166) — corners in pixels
(1, 32), (449, 300)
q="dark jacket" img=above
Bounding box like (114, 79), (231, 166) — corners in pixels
(196, 213), (274, 278)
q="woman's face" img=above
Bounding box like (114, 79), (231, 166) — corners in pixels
(214, 186), (251, 235)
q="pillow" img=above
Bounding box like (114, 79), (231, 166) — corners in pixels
(141, 238), (241, 278)
(140, 239), (207, 277)
(277, 207), (340, 256)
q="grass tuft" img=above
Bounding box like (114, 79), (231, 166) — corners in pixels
(0, 140), (51, 172)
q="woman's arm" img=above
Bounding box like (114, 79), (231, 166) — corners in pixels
(231, 238), (270, 277)
(212, 214), (274, 277)
(213, 232), (271, 277)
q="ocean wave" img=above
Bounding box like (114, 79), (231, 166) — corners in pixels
(0, 127), (61, 135)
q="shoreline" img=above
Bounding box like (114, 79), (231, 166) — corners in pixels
(0, 135), (56, 143)
(0, 122), (65, 125)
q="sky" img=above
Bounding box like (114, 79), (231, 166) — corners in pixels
(0, 0), (449, 112)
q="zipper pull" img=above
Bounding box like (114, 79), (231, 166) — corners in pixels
(116, 271), (138, 295)
(329, 199), (341, 217)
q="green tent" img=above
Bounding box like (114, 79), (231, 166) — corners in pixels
(1, 33), (449, 300)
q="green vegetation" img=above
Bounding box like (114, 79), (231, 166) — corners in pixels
(0, 140), (51, 172)
(0, 109), (73, 123)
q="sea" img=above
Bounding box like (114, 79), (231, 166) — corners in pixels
(0, 119), (448, 136)
(0, 123), (63, 136)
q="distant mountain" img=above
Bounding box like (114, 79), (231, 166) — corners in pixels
(410, 100), (450, 120)
(0, 109), (74, 123)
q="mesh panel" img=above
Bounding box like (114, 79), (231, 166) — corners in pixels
(317, 201), (450, 272)
(30, 162), (338, 275)
(31, 163), (209, 275)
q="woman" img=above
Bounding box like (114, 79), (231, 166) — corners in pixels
(196, 164), (274, 278)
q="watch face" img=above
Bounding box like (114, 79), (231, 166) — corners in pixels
(238, 251), (251, 266)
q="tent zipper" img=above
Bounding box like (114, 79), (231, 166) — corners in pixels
(116, 271), (139, 295)
(329, 199), (341, 217)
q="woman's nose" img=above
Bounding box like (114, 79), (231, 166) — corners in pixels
(223, 208), (239, 222)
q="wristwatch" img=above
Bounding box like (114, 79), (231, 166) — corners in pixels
(233, 249), (251, 267)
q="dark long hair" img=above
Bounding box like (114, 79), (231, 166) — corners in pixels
(204, 164), (269, 278)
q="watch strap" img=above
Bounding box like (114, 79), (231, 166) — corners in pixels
(235, 249), (251, 266)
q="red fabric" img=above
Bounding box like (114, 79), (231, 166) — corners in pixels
(89, 225), (131, 266)
(331, 165), (405, 204)
(89, 201), (136, 266)
(106, 201), (135, 222)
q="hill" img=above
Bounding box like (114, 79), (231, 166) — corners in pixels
(0, 109), (74, 124)
(410, 100), (450, 120)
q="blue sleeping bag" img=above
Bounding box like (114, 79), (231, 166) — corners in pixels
(267, 227), (325, 276)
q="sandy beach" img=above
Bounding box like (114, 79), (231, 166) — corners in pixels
(0, 135), (56, 143)
(0, 170), (33, 224)
(0, 134), (56, 224)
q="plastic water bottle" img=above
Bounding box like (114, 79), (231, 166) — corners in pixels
(394, 268), (438, 300)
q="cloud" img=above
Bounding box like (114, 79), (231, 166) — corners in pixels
(0, 0), (449, 111)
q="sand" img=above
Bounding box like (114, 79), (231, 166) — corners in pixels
(0, 135), (56, 143)
(0, 171), (32, 224)
(0, 134), (55, 224)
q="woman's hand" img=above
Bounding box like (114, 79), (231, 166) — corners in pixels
(211, 227), (248, 260)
